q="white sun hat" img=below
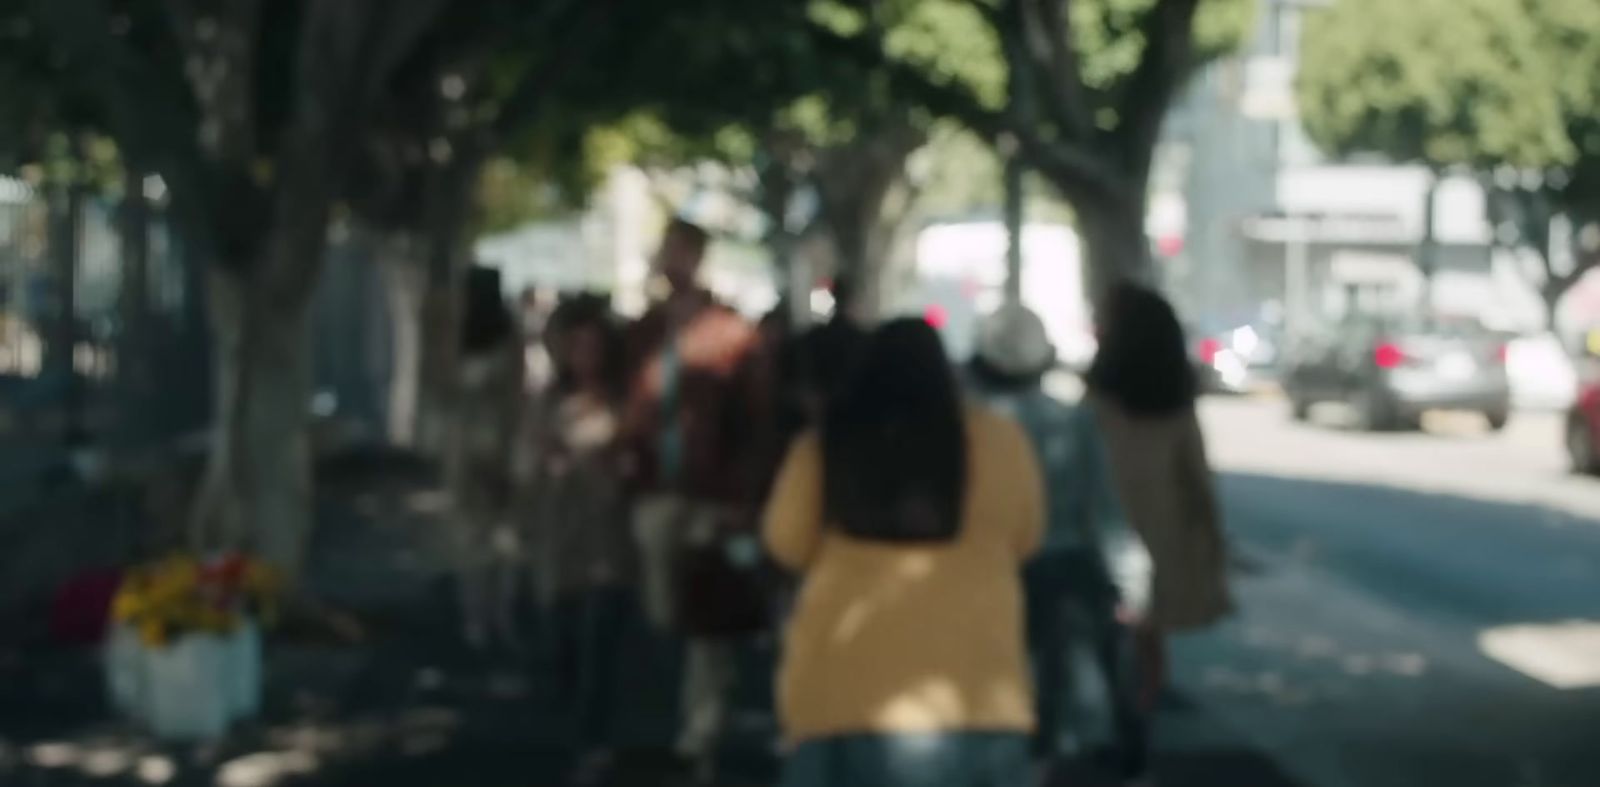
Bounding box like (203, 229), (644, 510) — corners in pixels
(976, 303), (1057, 377)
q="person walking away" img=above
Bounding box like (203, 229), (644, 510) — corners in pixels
(520, 297), (636, 782)
(968, 304), (1152, 784)
(446, 266), (525, 651)
(621, 218), (767, 774)
(752, 304), (807, 495)
(518, 285), (561, 394)
(763, 318), (1046, 787)
(1085, 283), (1233, 721)
(791, 277), (867, 422)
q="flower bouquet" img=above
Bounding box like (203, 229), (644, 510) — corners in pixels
(105, 553), (279, 740)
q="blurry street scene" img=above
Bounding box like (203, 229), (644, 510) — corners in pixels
(1, 0), (1598, 786)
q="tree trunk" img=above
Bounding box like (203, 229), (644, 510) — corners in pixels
(1075, 192), (1151, 304)
(1418, 173), (1440, 320)
(378, 233), (424, 446)
(413, 286), (457, 455)
(46, 181), (86, 442)
(813, 124), (925, 322)
(192, 266), (313, 579)
(754, 147), (814, 327)
(1542, 282), (1563, 333)
(118, 166), (152, 444)
(46, 183), (81, 371)
(1003, 154), (1025, 304)
(411, 147), (486, 455)
(819, 180), (909, 321)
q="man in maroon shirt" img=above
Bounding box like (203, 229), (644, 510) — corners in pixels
(622, 218), (767, 774)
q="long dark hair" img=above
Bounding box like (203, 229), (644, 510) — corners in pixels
(548, 294), (625, 397)
(1085, 282), (1198, 416)
(823, 318), (967, 543)
(461, 266), (515, 355)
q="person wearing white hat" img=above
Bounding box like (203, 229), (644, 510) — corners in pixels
(970, 303), (1153, 786)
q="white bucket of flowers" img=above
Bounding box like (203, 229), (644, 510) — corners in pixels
(105, 553), (278, 740)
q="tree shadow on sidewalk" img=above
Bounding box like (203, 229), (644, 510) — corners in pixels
(0, 450), (1313, 787)
(0, 447), (779, 787)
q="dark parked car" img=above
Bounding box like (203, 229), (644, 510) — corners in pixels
(1284, 315), (1511, 431)
(1567, 376), (1600, 474)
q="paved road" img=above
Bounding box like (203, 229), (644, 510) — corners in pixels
(1175, 397), (1600, 787)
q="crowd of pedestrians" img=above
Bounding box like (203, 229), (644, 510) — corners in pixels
(444, 217), (1232, 786)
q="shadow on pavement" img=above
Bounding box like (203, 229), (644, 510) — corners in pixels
(1051, 751), (1303, 787)
(0, 451), (1305, 787)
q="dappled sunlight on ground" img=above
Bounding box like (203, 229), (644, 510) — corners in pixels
(1478, 620), (1600, 690)
(216, 750), (322, 787)
(1196, 622), (1433, 710)
(1170, 428), (1600, 787)
(15, 740), (182, 785)
(0, 704), (474, 787)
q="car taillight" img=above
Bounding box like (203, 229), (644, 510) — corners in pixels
(1374, 342), (1407, 369)
(1198, 338), (1224, 364)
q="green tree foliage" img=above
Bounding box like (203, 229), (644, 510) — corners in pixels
(0, 2), (124, 191)
(1536, 0), (1600, 219)
(1298, 0), (1600, 314)
(813, 0), (1255, 292)
(1298, 0), (1571, 169)
(583, 1), (941, 303)
(11, 0), (884, 574)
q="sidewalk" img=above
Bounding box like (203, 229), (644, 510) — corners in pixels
(0, 449), (1304, 787)
(0, 638), (1303, 787)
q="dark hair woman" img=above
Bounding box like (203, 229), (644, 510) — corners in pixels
(521, 299), (636, 778)
(1084, 283), (1233, 721)
(763, 317), (1047, 787)
(546, 294), (627, 397)
(823, 319), (966, 542)
(447, 266), (524, 651)
(462, 266), (517, 356)
(1085, 282), (1199, 416)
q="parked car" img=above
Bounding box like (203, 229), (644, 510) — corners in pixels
(1567, 376), (1600, 474)
(1283, 314), (1511, 431)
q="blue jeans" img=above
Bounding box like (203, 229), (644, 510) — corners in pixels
(549, 586), (632, 748)
(779, 732), (1030, 787)
(1025, 548), (1148, 778)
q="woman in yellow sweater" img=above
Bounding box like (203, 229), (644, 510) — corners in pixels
(763, 318), (1046, 786)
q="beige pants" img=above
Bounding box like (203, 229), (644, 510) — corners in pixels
(633, 495), (737, 759)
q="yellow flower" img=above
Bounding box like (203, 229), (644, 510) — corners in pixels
(117, 553), (281, 647)
(137, 619), (167, 648)
(111, 596), (139, 623)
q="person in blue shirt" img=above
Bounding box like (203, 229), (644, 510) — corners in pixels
(968, 304), (1152, 785)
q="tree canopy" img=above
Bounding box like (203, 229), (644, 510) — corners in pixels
(1297, 0), (1575, 170)
(1298, 0), (1600, 310)
(810, 0), (1254, 290)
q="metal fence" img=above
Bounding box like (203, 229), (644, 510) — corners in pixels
(0, 176), (405, 621)
(0, 176), (210, 494)
(0, 177), (401, 468)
